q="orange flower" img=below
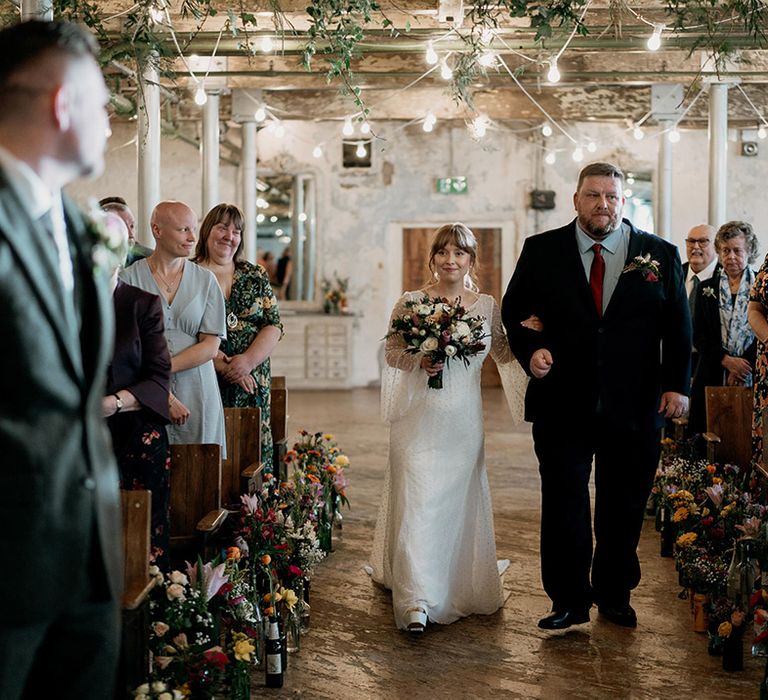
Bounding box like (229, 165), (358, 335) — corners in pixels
(226, 546), (241, 561)
(264, 606), (274, 616)
(263, 472), (274, 481)
(263, 592), (272, 602)
(706, 464), (716, 474)
(712, 477), (723, 485)
(307, 474), (320, 483)
(261, 554), (272, 565)
(307, 465), (318, 474)
(325, 465), (337, 474)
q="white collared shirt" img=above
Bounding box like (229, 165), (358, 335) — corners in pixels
(686, 257), (718, 297)
(0, 144), (74, 293)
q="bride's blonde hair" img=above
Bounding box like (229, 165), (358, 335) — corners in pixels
(427, 222), (480, 292)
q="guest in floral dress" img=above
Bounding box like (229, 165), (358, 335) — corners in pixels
(748, 237), (768, 467)
(194, 203), (283, 468)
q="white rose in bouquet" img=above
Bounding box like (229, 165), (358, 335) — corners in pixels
(420, 336), (439, 353)
(453, 321), (470, 339)
(416, 304), (432, 315)
(444, 345), (457, 357)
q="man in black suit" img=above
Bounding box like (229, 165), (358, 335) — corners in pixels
(502, 162), (691, 630)
(0, 21), (122, 698)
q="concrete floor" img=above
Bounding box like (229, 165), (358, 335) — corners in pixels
(262, 387), (764, 699)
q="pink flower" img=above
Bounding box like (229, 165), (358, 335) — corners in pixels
(187, 560), (229, 602)
(240, 493), (259, 514)
(154, 656), (173, 670)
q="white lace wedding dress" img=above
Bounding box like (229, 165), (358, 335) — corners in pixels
(369, 291), (527, 630)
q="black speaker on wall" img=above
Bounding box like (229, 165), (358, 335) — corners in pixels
(530, 189), (556, 210)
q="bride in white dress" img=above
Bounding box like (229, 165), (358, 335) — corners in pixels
(369, 223), (530, 633)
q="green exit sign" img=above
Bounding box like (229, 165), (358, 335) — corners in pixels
(436, 177), (468, 194)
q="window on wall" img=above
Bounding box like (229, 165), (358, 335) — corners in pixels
(342, 139), (372, 168)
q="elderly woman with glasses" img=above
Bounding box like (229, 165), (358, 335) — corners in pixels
(688, 221), (758, 436)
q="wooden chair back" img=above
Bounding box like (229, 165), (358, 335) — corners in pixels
(120, 489), (155, 610)
(169, 443), (225, 552)
(271, 375), (289, 477)
(704, 386), (753, 469)
(223, 407), (262, 506)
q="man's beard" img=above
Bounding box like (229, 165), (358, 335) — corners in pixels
(580, 213), (619, 239)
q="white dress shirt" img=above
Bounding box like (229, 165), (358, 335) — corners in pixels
(686, 257), (718, 297)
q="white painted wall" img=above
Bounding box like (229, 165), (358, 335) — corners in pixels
(66, 119), (768, 387)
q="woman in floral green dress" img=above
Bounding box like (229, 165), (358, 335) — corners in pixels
(194, 204), (283, 468)
(748, 250), (768, 468)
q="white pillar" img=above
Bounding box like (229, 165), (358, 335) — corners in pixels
(137, 56), (161, 247)
(201, 91), (220, 214)
(656, 119), (673, 240)
(241, 121), (258, 263)
(708, 82), (729, 227)
(291, 174), (305, 301)
(21, 0), (52, 20)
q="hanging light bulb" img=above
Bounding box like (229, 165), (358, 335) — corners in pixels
(425, 40), (438, 66)
(355, 141), (367, 158)
(646, 24), (664, 51)
(256, 213), (265, 223)
(274, 122), (286, 138)
(260, 36), (273, 53)
(477, 51), (496, 68)
(633, 125), (645, 140)
(759, 125), (767, 140)
(586, 141), (597, 153)
(668, 126), (681, 143)
(423, 120), (434, 133)
(360, 122), (371, 135)
(149, 3), (165, 24)
(440, 59), (453, 80)
(544, 151), (556, 165)
(541, 122), (553, 137)
(342, 116), (354, 137)
(423, 112), (437, 132)
(547, 59), (561, 84)
(572, 147), (584, 162)
(470, 114), (489, 139)
(193, 84), (207, 106)
(312, 145), (323, 158)
(254, 105), (267, 122)
(480, 27), (494, 46)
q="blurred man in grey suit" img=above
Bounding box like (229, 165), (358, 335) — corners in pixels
(0, 20), (122, 699)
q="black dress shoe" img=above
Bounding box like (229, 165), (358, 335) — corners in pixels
(538, 608), (590, 630)
(598, 604), (637, 628)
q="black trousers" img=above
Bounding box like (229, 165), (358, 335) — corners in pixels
(532, 416), (661, 611)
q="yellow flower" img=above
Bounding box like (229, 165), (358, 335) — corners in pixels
(233, 637), (255, 662)
(335, 454), (350, 467)
(676, 532), (698, 547)
(672, 490), (694, 501)
(718, 621), (732, 638)
(280, 587), (298, 610)
(672, 507), (689, 522)
(712, 477), (723, 485)
(323, 433), (334, 440)
(721, 503), (735, 517)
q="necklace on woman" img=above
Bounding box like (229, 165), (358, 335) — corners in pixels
(150, 260), (184, 293)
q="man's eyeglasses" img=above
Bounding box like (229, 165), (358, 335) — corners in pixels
(685, 238), (712, 247)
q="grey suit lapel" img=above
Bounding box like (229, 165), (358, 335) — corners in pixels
(0, 182), (84, 381)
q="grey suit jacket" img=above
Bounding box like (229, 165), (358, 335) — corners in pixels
(0, 169), (122, 623)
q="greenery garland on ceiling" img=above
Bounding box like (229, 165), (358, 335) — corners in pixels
(2, 1), (768, 114)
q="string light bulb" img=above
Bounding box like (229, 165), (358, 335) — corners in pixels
(646, 24), (664, 51)
(759, 125), (767, 139)
(423, 112), (437, 132)
(440, 59), (453, 80)
(541, 122), (553, 137)
(480, 27), (494, 46)
(312, 145), (323, 158)
(586, 141), (597, 153)
(254, 106), (267, 122)
(544, 151), (556, 165)
(355, 141), (367, 158)
(360, 122), (371, 135)
(260, 36), (273, 53)
(572, 147), (584, 162)
(668, 126), (681, 143)
(478, 51), (496, 68)
(342, 116), (354, 137)
(149, 3), (165, 24)
(633, 125), (645, 140)
(425, 41), (438, 66)
(470, 114), (489, 139)
(547, 59), (561, 84)
(256, 213), (265, 223)
(194, 84), (207, 106)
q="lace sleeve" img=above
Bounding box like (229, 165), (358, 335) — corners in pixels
(488, 297), (528, 424)
(384, 294), (421, 372)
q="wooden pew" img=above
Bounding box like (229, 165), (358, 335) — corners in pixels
(703, 386), (753, 469)
(117, 490), (157, 699)
(223, 407), (264, 506)
(271, 375), (289, 480)
(169, 444), (228, 562)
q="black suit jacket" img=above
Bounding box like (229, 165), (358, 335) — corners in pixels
(106, 280), (171, 458)
(0, 169), (122, 623)
(502, 218), (692, 430)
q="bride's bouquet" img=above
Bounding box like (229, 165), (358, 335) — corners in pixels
(386, 296), (488, 389)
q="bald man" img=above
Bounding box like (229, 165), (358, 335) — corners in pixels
(0, 20), (121, 699)
(120, 200), (227, 456)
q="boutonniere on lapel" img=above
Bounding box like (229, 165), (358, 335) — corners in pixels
(702, 286), (717, 299)
(622, 253), (661, 282)
(84, 203), (128, 273)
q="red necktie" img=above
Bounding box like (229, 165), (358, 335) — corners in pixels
(590, 243), (605, 318)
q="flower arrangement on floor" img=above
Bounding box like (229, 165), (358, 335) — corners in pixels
(386, 295), (488, 389)
(133, 430), (351, 696)
(654, 439), (768, 665)
(321, 274), (349, 314)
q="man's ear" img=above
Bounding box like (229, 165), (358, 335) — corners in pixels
(51, 83), (70, 131)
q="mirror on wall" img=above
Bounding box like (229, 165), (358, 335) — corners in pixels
(622, 170), (654, 233)
(255, 173), (317, 304)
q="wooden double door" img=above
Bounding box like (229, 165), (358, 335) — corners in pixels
(402, 226), (502, 386)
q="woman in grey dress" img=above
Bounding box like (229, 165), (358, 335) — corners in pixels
(120, 201), (227, 455)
